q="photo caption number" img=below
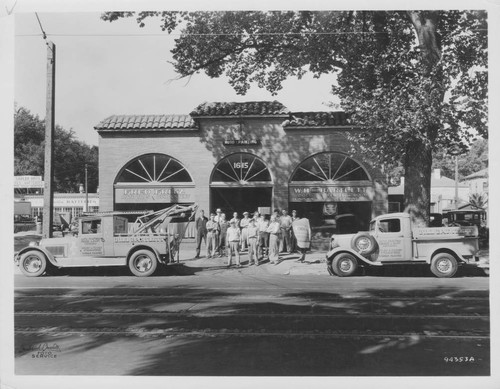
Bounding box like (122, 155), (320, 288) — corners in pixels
(443, 356), (475, 363)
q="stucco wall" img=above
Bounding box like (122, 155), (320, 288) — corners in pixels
(97, 116), (388, 217)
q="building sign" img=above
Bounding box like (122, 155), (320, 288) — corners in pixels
(25, 196), (99, 208)
(223, 139), (261, 146)
(289, 185), (374, 202)
(115, 187), (195, 203)
(15, 175), (44, 188)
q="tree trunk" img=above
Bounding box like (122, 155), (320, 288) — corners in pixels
(403, 139), (432, 227)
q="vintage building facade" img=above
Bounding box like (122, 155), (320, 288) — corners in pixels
(95, 101), (388, 234)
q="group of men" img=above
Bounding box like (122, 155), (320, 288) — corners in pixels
(194, 208), (311, 268)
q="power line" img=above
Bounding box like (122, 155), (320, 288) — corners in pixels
(34, 13), (47, 40)
(15, 28), (487, 38)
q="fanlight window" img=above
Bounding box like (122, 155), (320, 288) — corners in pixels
(116, 154), (192, 184)
(212, 153), (271, 183)
(291, 152), (369, 182)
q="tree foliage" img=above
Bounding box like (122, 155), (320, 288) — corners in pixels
(433, 137), (488, 180)
(102, 10), (488, 225)
(14, 106), (99, 193)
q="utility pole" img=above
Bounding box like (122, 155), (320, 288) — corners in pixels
(85, 163), (89, 212)
(42, 41), (55, 238)
(454, 155), (459, 209)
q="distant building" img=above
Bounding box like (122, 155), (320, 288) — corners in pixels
(14, 175), (99, 222)
(461, 168), (488, 196)
(388, 169), (469, 213)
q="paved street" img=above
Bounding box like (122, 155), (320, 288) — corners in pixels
(14, 254), (490, 376)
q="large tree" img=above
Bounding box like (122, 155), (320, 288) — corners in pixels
(14, 106), (99, 193)
(103, 10), (488, 225)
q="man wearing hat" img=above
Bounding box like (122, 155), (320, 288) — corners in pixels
(226, 220), (241, 268)
(239, 211), (251, 252)
(206, 212), (220, 259)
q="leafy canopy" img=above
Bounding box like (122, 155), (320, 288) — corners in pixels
(102, 10), (487, 165)
(14, 106), (99, 193)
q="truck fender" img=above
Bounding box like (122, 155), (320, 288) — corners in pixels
(126, 245), (162, 264)
(326, 248), (382, 267)
(429, 248), (463, 264)
(15, 246), (58, 267)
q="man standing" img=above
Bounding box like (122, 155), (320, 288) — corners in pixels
(266, 215), (281, 264)
(226, 220), (241, 268)
(246, 218), (259, 265)
(279, 209), (293, 254)
(292, 214), (312, 263)
(214, 208), (223, 255)
(194, 209), (208, 259)
(218, 213), (229, 257)
(206, 213), (219, 259)
(239, 211), (251, 252)
(257, 213), (270, 260)
(290, 209), (299, 253)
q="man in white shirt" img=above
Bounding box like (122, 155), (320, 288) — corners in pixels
(226, 220), (241, 268)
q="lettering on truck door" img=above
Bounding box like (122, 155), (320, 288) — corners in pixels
(374, 218), (412, 261)
(73, 218), (105, 265)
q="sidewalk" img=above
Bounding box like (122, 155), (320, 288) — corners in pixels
(175, 239), (328, 276)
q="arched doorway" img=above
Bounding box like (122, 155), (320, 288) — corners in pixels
(114, 153), (195, 212)
(210, 153), (273, 215)
(289, 152), (374, 239)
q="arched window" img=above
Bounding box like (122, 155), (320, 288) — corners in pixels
(116, 154), (192, 184)
(290, 152), (370, 182)
(211, 153), (271, 185)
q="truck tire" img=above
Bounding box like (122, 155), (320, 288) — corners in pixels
(350, 233), (377, 256)
(430, 253), (458, 278)
(129, 249), (158, 277)
(19, 250), (47, 277)
(331, 253), (358, 277)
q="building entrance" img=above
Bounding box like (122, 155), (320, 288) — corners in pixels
(211, 187), (272, 216)
(210, 153), (273, 216)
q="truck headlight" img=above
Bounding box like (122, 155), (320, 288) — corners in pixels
(28, 241), (39, 247)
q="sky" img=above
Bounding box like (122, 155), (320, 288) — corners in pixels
(14, 11), (339, 146)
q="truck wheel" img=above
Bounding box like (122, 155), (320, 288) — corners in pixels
(332, 253), (358, 277)
(430, 253), (458, 278)
(19, 250), (47, 277)
(351, 233), (377, 256)
(129, 249), (158, 277)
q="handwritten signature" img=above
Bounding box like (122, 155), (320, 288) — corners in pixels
(22, 343), (61, 352)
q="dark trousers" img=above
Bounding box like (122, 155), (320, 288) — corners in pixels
(195, 229), (206, 257)
(258, 231), (269, 257)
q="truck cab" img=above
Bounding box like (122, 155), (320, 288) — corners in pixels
(326, 212), (482, 278)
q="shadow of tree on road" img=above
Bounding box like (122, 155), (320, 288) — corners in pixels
(14, 283), (490, 376)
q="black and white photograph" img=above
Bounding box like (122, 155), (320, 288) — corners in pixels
(1, 0), (498, 388)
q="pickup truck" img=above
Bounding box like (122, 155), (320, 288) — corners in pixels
(15, 204), (197, 277)
(326, 212), (482, 278)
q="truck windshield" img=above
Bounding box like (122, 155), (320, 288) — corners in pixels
(369, 221), (376, 232)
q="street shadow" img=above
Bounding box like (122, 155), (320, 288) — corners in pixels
(14, 282), (490, 376)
